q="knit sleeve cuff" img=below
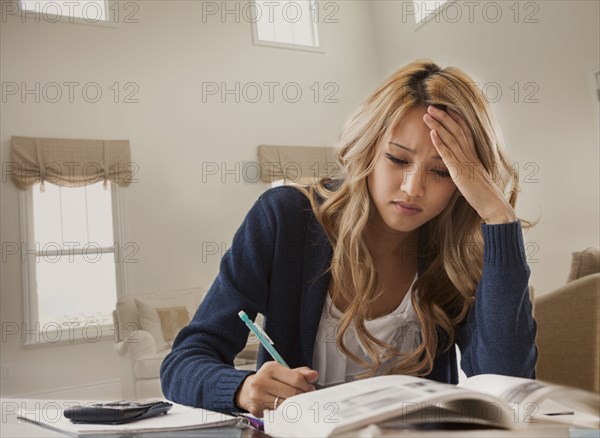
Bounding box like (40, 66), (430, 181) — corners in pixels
(481, 221), (528, 267)
(211, 368), (256, 412)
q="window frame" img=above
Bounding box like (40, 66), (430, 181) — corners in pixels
(19, 182), (131, 347)
(414, 0), (456, 31)
(250, 0), (325, 54)
(16, 0), (119, 29)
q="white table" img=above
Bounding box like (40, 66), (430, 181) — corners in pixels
(1, 398), (598, 438)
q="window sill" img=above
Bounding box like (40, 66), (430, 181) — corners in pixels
(252, 39), (325, 54)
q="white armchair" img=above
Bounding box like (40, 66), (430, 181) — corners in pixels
(113, 287), (259, 400)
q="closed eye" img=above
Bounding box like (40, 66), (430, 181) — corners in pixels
(385, 153), (408, 166)
(432, 169), (451, 178)
(386, 153), (451, 178)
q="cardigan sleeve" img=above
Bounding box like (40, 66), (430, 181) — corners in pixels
(456, 221), (538, 378)
(160, 194), (276, 413)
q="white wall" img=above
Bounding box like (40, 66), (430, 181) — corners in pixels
(369, 0), (600, 294)
(0, 0), (380, 396)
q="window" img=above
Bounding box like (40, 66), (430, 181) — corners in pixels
(20, 181), (129, 345)
(251, 0), (322, 52)
(19, 0), (109, 23)
(412, 0), (450, 26)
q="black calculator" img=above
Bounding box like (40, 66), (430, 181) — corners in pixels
(64, 400), (173, 425)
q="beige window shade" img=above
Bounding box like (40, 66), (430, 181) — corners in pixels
(10, 136), (133, 190)
(257, 145), (341, 184)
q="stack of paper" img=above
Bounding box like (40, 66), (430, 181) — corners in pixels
(17, 402), (238, 435)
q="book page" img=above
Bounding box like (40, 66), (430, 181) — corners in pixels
(460, 374), (600, 429)
(264, 375), (513, 437)
(460, 374), (546, 402)
(533, 399), (600, 429)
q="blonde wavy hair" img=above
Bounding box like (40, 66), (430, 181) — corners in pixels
(293, 59), (534, 378)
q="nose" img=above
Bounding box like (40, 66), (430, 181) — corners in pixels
(401, 164), (425, 198)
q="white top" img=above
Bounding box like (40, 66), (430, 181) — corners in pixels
(312, 274), (422, 388)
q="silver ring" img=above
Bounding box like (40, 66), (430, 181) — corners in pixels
(274, 396), (280, 410)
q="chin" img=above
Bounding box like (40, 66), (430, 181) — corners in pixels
(384, 218), (423, 233)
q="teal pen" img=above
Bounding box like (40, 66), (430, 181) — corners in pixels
(238, 311), (289, 368)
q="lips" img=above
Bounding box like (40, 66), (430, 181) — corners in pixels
(393, 201), (422, 211)
(392, 201), (423, 217)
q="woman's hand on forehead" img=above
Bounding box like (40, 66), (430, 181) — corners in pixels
(423, 105), (517, 224)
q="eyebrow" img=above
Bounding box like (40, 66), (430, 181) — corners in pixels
(389, 142), (443, 161)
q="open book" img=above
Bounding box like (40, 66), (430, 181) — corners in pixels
(263, 374), (600, 437)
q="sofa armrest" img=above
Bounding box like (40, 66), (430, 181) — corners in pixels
(114, 329), (158, 360)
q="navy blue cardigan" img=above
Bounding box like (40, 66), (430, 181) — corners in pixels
(160, 185), (537, 413)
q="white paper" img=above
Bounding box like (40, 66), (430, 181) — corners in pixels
(16, 402), (238, 436)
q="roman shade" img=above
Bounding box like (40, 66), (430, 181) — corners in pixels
(257, 144), (341, 184)
(10, 136), (133, 190)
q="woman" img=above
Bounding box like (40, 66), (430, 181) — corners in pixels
(160, 59), (537, 417)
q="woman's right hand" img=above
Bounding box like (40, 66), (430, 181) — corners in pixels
(235, 362), (319, 417)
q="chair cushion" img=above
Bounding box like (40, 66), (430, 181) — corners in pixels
(114, 288), (204, 342)
(135, 292), (198, 352)
(567, 247), (600, 283)
(134, 350), (170, 379)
